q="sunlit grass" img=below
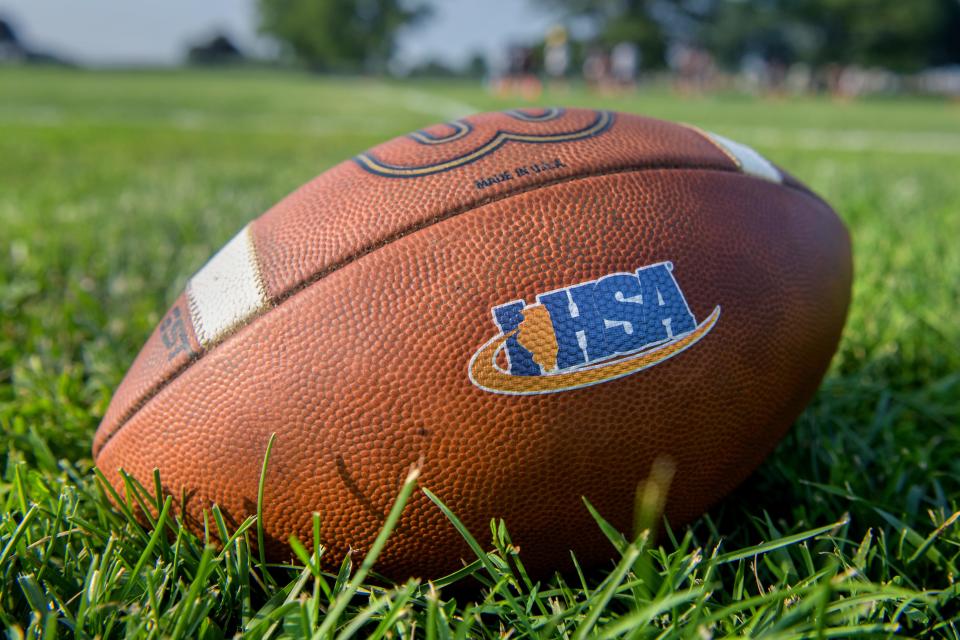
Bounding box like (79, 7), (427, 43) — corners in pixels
(1, 67), (958, 637)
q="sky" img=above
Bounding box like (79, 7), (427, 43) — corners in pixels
(0, 0), (561, 69)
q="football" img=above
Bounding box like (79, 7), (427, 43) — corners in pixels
(94, 108), (852, 578)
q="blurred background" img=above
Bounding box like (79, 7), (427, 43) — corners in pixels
(2, 0), (960, 98)
(0, 6), (958, 628)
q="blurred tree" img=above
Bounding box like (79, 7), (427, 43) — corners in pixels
(257, 0), (429, 72)
(601, 5), (666, 69)
(774, 0), (954, 70)
(537, 0), (668, 67)
(931, 0), (960, 66)
(703, 1), (821, 67)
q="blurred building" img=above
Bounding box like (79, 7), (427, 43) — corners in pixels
(0, 17), (26, 62)
(0, 16), (70, 65)
(187, 33), (245, 65)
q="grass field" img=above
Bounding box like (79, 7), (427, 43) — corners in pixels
(1, 67), (959, 638)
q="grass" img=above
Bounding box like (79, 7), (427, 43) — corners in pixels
(1, 66), (958, 638)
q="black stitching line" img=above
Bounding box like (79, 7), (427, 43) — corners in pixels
(354, 110), (612, 178)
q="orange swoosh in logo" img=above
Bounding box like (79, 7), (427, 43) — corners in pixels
(469, 306), (720, 395)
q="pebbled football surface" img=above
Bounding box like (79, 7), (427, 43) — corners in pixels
(94, 108), (852, 578)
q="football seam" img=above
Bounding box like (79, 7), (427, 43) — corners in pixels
(94, 163), (829, 457)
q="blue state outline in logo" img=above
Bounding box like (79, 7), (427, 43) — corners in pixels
(354, 109), (613, 179)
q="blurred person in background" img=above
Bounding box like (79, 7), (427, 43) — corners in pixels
(583, 44), (610, 93)
(610, 41), (639, 92)
(499, 43), (542, 99)
(668, 42), (717, 96)
(487, 46), (509, 95)
(543, 24), (569, 92)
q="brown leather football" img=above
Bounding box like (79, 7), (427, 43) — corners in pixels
(94, 108), (852, 578)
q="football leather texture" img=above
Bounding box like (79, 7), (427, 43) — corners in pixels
(94, 108), (852, 578)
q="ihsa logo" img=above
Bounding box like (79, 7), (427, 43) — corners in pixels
(469, 262), (720, 395)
